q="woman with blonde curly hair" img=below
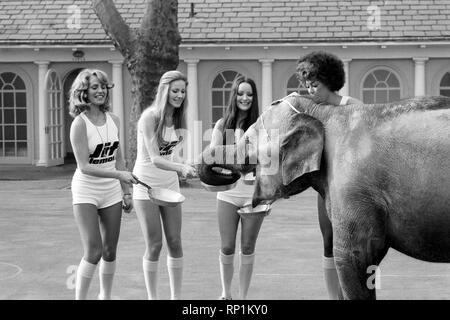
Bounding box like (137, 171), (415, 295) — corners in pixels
(69, 68), (137, 300)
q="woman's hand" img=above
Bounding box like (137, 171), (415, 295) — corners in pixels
(179, 164), (197, 179)
(122, 194), (133, 213)
(117, 171), (138, 185)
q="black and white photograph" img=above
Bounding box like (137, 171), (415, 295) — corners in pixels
(0, 0), (449, 312)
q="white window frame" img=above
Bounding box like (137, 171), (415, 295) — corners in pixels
(286, 73), (309, 96)
(360, 67), (402, 104)
(211, 70), (243, 128)
(0, 69), (33, 164)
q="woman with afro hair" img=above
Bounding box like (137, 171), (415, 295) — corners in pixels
(296, 51), (362, 300)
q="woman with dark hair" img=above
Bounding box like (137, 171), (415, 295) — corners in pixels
(133, 70), (196, 300)
(296, 51), (362, 300)
(296, 51), (361, 106)
(69, 68), (137, 300)
(210, 76), (263, 300)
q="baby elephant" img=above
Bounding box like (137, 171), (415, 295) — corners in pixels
(199, 93), (450, 299)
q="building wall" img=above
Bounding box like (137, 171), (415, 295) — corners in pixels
(273, 60), (301, 99)
(428, 59), (450, 96)
(350, 59), (414, 100)
(2, 45), (450, 165)
(0, 46), (128, 161)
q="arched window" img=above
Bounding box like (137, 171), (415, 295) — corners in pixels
(286, 74), (309, 95)
(0, 72), (28, 158)
(362, 69), (401, 104)
(439, 72), (450, 97)
(211, 70), (243, 127)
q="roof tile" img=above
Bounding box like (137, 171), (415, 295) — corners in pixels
(0, 0), (449, 45)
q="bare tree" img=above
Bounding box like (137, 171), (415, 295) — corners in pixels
(92, 0), (181, 167)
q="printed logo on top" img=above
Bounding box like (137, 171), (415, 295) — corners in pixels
(89, 141), (119, 164)
(159, 136), (183, 156)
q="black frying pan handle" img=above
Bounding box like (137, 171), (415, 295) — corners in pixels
(135, 177), (152, 190)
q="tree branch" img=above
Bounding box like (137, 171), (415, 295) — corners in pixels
(91, 0), (136, 60)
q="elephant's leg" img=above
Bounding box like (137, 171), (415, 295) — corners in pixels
(332, 207), (389, 300)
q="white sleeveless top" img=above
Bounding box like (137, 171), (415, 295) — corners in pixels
(73, 111), (119, 184)
(133, 122), (182, 190)
(135, 124), (180, 165)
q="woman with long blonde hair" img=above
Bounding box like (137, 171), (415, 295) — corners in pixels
(132, 70), (196, 299)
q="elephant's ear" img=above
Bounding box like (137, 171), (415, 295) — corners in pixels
(280, 113), (324, 185)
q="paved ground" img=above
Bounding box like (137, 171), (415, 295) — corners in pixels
(0, 164), (449, 300)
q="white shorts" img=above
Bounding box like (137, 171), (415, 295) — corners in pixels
(217, 193), (252, 208)
(133, 164), (180, 200)
(216, 176), (253, 208)
(71, 175), (122, 209)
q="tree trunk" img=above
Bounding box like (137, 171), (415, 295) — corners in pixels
(92, 0), (181, 168)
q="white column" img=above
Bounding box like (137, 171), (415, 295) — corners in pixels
(413, 57), (428, 96)
(340, 59), (351, 97)
(108, 60), (125, 158)
(35, 61), (49, 166)
(184, 59), (200, 163)
(259, 59), (274, 112)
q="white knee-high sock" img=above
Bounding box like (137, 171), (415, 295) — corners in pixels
(323, 256), (343, 300)
(239, 252), (255, 300)
(75, 258), (97, 300)
(167, 256), (183, 300)
(142, 258), (159, 300)
(219, 251), (235, 299)
(98, 258), (116, 300)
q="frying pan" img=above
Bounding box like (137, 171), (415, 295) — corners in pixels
(201, 181), (238, 192)
(199, 165), (240, 192)
(237, 204), (271, 219)
(201, 166), (239, 192)
(135, 178), (185, 207)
